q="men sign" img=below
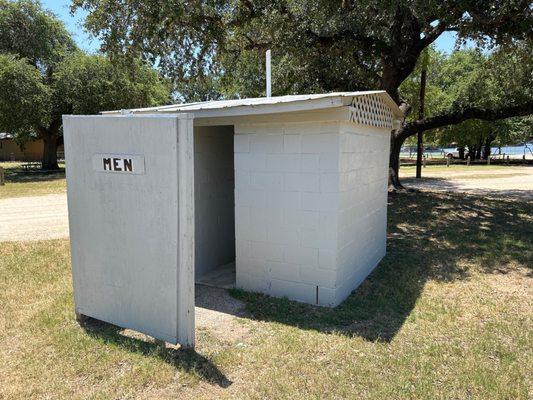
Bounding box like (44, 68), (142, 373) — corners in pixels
(92, 154), (145, 174)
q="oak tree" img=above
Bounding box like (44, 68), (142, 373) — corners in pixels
(73, 0), (533, 186)
(0, 0), (170, 169)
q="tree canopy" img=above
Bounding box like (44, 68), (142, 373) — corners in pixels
(73, 0), (533, 187)
(72, 1), (531, 98)
(0, 53), (50, 135)
(0, 0), (170, 169)
(54, 53), (170, 115)
(0, 0), (75, 70)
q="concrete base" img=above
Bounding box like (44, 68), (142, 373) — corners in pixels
(196, 262), (236, 289)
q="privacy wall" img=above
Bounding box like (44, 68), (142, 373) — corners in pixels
(63, 115), (195, 347)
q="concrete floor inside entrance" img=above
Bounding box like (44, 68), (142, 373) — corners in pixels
(196, 262), (236, 289)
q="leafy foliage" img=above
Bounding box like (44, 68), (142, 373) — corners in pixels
(72, 0), (533, 102)
(0, 0), (76, 71)
(0, 0), (171, 168)
(53, 53), (170, 115)
(401, 46), (532, 155)
(0, 54), (50, 136)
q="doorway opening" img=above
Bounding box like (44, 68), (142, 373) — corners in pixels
(193, 125), (236, 289)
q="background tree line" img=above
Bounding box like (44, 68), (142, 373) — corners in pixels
(0, 0), (170, 169)
(72, 0), (533, 188)
(0, 0), (531, 180)
(400, 47), (533, 160)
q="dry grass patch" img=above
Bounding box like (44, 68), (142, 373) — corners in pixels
(0, 162), (66, 199)
(0, 191), (532, 399)
(400, 164), (524, 177)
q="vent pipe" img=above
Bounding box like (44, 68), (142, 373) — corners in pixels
(266, 49), (271, 97)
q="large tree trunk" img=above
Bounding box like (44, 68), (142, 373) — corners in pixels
(42, 134), (58, 170)
(458, 146), (465, 160)
(482, 133), (495, 160)
(38, 120), (61, 170)
(389, 132), (406, 190)
(475, 138), (483, 159)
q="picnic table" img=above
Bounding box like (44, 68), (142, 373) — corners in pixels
(21, 161), (42, 171)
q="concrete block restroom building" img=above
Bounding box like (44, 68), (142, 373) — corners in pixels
(64, 91), (402, 346)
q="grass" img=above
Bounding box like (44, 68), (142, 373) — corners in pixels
(1, 192), (532, 398)
(400, 163), (525, 176)
(400, 164), (531, 183)
(0, 162), (66, 199)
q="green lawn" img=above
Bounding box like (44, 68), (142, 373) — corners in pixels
(400, 163), (523, 175)
(0, 162), (66, 199)
(1, 192), (532, 398)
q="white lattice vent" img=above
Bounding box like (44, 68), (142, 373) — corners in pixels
(349, 94), (394, 129)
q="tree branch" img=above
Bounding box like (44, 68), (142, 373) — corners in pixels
(419, 20), (447, 48)
(399, 102), (533, 138)
(306, 28), (391, 53)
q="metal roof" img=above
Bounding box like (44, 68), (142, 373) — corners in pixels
(102, 91), (403, 119)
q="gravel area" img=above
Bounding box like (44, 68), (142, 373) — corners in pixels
(403, 167), (533, 199)
(0, 193), (69, 242)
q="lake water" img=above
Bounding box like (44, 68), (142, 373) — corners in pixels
(402, 143), (533, 157)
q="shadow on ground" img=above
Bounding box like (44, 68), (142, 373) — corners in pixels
(75, 190), (532, 377)
(3, 165), (65, 183)
(80, 318), (232, 388)
(228, 190), (532, 342)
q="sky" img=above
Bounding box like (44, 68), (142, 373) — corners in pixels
(41, 0), (100, 53)
(42, 0), (460, 54)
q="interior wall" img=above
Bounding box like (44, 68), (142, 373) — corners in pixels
(194, 125), (235, 278)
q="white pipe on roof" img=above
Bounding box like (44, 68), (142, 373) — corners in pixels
(266, 50), (272, 98)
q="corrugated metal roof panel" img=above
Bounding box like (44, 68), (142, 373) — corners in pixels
(102, 91), (403, 119)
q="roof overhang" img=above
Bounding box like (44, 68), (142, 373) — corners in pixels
(101, 91), (404, 120)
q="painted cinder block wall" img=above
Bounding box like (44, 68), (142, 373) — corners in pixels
(336, 122), (390, 303)
(233, 118), (390, 307)
(193, 125), (235, 278)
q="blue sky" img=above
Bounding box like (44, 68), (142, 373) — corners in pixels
(41, 0), (99, 53)
(42, 0), (459, 54)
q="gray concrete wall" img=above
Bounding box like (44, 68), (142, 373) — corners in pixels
(63, 115), (195, 346)
(233, 121), (341, 306)
(233, 118), (390, 307)
(336, 122), (390, 303)
(194, 125), (235, 278)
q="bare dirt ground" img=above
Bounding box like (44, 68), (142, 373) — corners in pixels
(0, 193), (69, 242)
(403, 166), (533, 199)
(195, 285), (250, 343)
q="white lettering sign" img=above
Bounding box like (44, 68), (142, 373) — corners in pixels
(92, 154), (145, 174)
